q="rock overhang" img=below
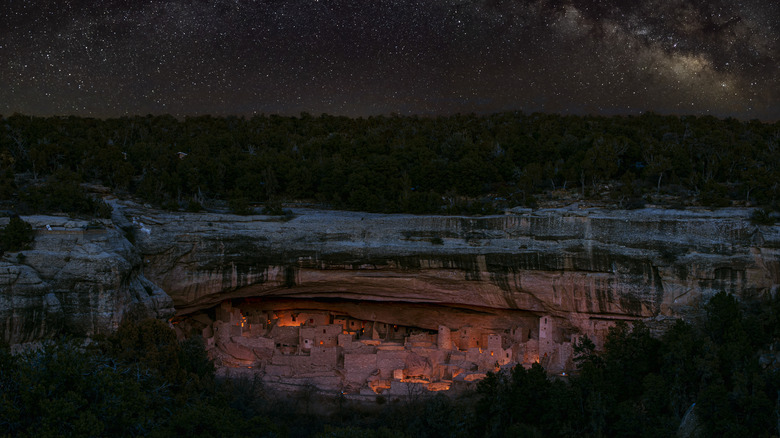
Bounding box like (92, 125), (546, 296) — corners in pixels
(2, 202), (777, 346)
(121, 203), (777, 328)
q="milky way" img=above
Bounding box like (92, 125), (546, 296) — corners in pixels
(1, 0), (777, 119)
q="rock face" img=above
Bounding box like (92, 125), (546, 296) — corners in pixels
(2, 201), (778, 349)
(0, 215), (174, 344)
(115, 202), (778, 393)
(122, 203), (779, 335)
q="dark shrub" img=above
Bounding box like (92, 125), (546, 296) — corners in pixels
(0, 216), (34, 253)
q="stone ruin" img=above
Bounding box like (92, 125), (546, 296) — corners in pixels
(172, 298), (618, 396)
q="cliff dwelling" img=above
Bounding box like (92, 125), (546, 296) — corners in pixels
(4, 203), (772, 399)
(173, 297), (600, 395)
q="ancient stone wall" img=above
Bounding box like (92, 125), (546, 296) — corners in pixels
(377, 350), (408, 380)
(344, 353), (377, 384)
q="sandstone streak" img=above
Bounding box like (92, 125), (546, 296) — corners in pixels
(2, 202), (778, 348)
(123, 204), (778, 331)
(0, 214), (174, 344)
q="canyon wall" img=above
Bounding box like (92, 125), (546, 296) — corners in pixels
(0, 214), (173, 344)
(128, 203), (778, 335)
(2, 201), (778, 344)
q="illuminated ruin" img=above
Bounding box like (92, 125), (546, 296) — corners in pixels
(173, 298), (606, 395)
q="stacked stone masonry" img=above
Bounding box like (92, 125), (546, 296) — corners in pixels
(179, 300), (585, 393)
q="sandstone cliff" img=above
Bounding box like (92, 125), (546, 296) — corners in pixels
(2, 202), (778, 344)
(122, 202), (778, 337)
(0, 214), (174, 344)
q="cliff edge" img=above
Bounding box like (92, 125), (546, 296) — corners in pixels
(2, 201), (778, 345)
(0, 214), (174, 344)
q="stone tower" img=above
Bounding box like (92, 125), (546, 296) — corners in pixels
(438, 325), (452, 350)
(539, 315), (553, 360)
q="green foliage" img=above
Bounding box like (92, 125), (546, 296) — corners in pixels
(402, 392), (472, 438)
(262, 199), (286, 216)
(750, 208), (776, 225)
(3, 296), (780, 437)
(150, 401), (257, 438)
(229, 196), (254, 215)
(0, 323), (281, 438)
(656, 320), (705, 418)
(0, 340), (175, 437)
(94, 199), (112, 218)
(316, 425), (409, 438)
(0, 216), (34, 253)
(699, 183), (731, 208)
(474, 363), (579, 436)
(468, 295), (780, 438)
(3, 112), (778, 214)
(178, 335), (215, 385)
(601, 321), (660, 398)
(573, 334), (602, 371)
(0, 152), (16, 199)
(105, 318), (216, 388)
(186, 200), (203, 212)
(19, 171), (112, 218)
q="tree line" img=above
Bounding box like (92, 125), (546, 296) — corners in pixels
(1, 111), (778, 216)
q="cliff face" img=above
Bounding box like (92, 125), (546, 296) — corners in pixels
(0, 215), (174, 344)
(2, 202), (778, 344)
(123, 203), (778, 336)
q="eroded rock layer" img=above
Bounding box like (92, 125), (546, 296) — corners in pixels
(125, 203), (778, 337)
(2, 201), (778, 352)
(0, 215), (174, 344)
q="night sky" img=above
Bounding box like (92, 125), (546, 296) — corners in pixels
(1, 0), (778, 120)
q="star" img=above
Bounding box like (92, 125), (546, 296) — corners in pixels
(0, 0), (776, 120)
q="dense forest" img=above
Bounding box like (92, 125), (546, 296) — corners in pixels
(1, 112), (779, 435)
(2, 291), (779, 437)
(1, 112), (778, 217)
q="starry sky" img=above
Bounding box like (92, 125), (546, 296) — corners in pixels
(1, 0), (778, 120)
